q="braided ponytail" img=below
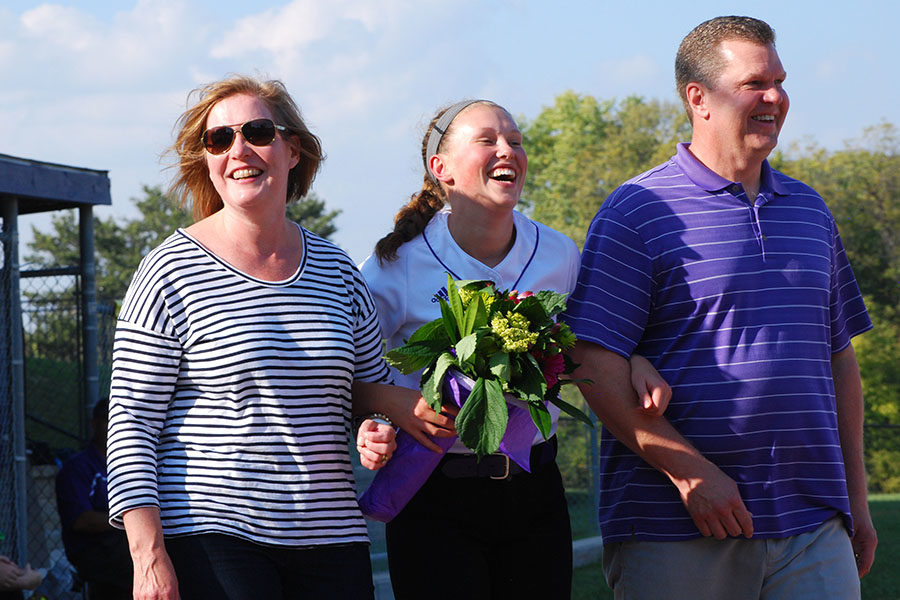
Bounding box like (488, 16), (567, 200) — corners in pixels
(374, 175), (446, 262)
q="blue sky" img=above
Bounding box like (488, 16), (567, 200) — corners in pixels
(3, 0), (897, 263)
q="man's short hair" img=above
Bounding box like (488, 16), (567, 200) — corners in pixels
(675, 16), (776, 120)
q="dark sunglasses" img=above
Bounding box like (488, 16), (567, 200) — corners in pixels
(201, 118), (289, 155)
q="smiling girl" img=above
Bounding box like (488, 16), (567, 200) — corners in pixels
(360, 100), (670, 599)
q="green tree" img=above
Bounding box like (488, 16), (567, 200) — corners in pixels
(520, 92), (690, 246)
(286, 193), (340, 240)
(773, 122), (900, 310)
(27, 185), (341, 301)
(854, 301), (900, 492)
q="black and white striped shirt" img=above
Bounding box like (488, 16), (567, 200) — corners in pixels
(107, 226), (389, 547)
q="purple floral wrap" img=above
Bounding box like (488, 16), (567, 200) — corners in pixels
(359, 370), (538, 522)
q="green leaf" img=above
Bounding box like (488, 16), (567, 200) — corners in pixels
(456, 377), (509, 458)
(512, 295), (550, 326)
(456, 333), (479, 364)
(421, 352), (456, 412)
(515, 353), (548, 404)
(489, 352), (511, 381)
(446, 275), (466, 336)
(407, 318), (451, 346)
(384, 339), (446, 373)
(456, 279), (493, 291)
(560, 350), (580, 375)
(534, 290), (569, 317)
(550, 394), (595, 428)
(528, 402), (553, 440)
(438, 298), (459, 342)
(462, 294), (488, 337)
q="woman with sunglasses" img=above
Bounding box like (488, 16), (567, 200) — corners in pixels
(106, 75), (407, 600)
(360, 99), (671, 599)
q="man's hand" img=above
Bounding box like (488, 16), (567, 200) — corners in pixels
(672, 461), (754, 539)
(850, 504), (877, 577)
(573, 341), (753, 539)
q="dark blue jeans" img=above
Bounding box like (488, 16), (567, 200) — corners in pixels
(166, 534), (373, 600)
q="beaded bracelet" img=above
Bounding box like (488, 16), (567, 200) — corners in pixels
(352, 412), (396, 434)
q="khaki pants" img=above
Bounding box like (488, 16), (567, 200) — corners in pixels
(603, 517), (860, 600)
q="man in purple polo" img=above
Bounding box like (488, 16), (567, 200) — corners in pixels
(564, 16), (877, 598)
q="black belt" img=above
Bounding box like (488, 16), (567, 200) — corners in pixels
(438, 436), (558, 480)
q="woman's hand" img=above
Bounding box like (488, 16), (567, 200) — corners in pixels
(131, 549), (179, 600)
(629, 354), (672, 415)
(122, 508), (180, 600)
(356, 420), (398, 470)
(351, 382), (457, 453)
(404, 395), (458, 452)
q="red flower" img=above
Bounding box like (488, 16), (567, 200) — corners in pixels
(532, 350), (565, 388)
(508, 290), (534, 304)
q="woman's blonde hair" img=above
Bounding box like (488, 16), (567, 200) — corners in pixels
(168, 75), (324, 221)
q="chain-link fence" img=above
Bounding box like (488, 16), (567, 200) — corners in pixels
(0, 226), (26, 582)
(16, 267), (116, 599)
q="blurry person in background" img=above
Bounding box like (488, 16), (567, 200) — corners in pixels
(56, 398), (132, 599)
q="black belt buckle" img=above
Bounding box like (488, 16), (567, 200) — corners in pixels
(489, 454), (510, 480)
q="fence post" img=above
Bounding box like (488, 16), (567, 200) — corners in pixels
(1, 197), (28, 563)
(79, 205), (99, 417)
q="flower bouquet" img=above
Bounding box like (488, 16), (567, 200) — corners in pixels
(358, 276), (592, 522)
(385, 275), (592, 456)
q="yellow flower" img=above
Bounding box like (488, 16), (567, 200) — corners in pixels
(482, 293), (496, 311)
(458, 287), (476, 307)
(491, 312), (539, 353)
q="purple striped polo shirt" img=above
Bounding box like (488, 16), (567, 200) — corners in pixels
(564, 143), (872, 542)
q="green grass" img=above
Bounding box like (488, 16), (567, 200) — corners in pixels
(573, 561), (613, 600)
(572, 494), (900, 600)
(861, 494), (900, 599)
(566, 489), (601, 540)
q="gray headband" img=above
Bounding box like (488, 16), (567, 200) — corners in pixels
(425, 99), (487, 181)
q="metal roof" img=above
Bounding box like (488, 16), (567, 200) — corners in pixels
(0, 153), (111, 215)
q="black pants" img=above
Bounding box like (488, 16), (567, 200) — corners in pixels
(385, 452), (573, 600)
(166, 534), (374, 600)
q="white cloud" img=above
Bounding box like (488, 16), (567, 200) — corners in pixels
(210, 2), (334, 58)
(20, 4), (99, 51)
(210, 0), (417, 60)
(10, 1), (196, 89)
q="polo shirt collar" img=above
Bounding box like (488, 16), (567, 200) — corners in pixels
(673, 143), (789, 201)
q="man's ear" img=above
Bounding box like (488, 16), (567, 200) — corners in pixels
(686, 82), (710, 121)
(428, 153), (453, 185)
